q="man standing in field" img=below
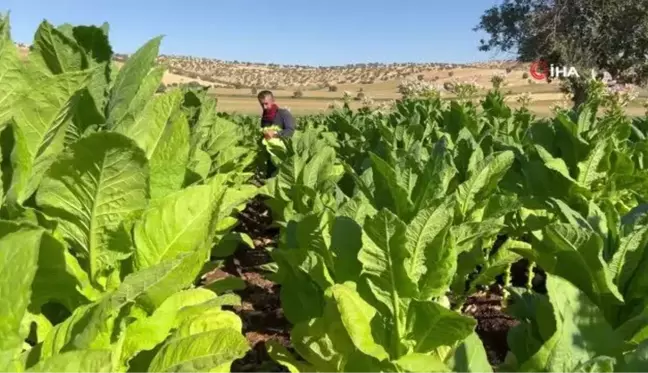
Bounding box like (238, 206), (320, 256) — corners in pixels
(257, 90), (295, 177)
(258, 90), (295, 139)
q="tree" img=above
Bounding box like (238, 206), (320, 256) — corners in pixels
(474, 0), (648, 109)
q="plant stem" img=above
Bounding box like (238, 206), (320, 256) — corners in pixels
(526, 261), (536, 290)
(502, 263), (512, 306)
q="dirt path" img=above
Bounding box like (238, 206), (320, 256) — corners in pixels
(204, 197), (292, 372)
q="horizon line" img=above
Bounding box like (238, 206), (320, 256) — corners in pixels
(15, 41), (521, 69)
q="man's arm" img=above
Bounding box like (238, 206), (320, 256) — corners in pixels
(278, 109), (295, 137)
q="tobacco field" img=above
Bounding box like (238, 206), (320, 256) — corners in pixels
(1, 16), (648, 372)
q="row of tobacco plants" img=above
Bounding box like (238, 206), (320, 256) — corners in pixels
(1, 14), (648, 372)
(0, 15), (270, 372)
(257, 81), (648, 370)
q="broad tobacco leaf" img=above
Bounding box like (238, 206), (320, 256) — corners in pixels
(25, 349), (114, 372)
(0, 220), (99, 311)
(0, 225), (41, 351)
(507, 275), (624, 372)
(0, 22), (23, 130)
(36, 132), (149, 290)
(7, 66), (93, 207)
(105, 35), (163, 127)
(132, 183), (216, 271)
(114, 88), (190, 200)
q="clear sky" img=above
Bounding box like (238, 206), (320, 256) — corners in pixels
(2, 0), (512, 66)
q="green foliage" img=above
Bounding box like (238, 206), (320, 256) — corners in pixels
(474, 0), (648, 108)
(2, 10), (648, 373)
(0, 15), (260, 372)
(258, 86), (648, 371)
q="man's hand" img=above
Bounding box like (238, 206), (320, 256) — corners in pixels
(263, 130), (277, 139)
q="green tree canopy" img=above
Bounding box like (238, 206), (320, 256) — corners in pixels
(474, 0), (648, 108)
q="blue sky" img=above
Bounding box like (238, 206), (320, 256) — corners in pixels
(2, 0), (512, 66)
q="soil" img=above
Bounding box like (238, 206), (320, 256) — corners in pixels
(463, 288), (520, 369)
(201, 197), (547, 372)
(202, 196), (292, 372)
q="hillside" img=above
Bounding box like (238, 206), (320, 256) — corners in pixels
(16, 43), (646, 116)
(146, 53), (569, 115)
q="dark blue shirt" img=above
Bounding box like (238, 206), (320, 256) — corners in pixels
(261, 108), (295, 138)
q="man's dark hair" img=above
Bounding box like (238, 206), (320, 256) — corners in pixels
(257, 90), (274, 100)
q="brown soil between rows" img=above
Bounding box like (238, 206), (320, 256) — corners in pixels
(203, 196), (537, 372)
(204, 196), (292, 372)
(463, 289), (519, 369)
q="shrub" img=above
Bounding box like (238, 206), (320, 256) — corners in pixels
(328, 85), (338, 92)
(292, 90), (303, 98)
(491, 74), (506, 90)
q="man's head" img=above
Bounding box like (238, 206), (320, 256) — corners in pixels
(257, 90), (276, 111)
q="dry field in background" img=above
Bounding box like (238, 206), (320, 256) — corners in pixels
(150, 56), (647, 116)
(22, 46), (645, 117)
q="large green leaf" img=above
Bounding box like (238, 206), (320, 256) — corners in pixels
(0, 22), (23, 129)
(360, 209), (417, 315)
(444, 332), (493, 373)
(405, 300), (476, 353)
(410, 136), (457, 212)
(147, 108), (190, 199)
(28, 21), (112, 135)
(0, 226), (41, 350)
(454, 150), (514, 219)
(132, 183), (217, 271)
(508, 275), (624, 372)
(147, 328), (249, 372)
(30, 21), (87, 74)
(368, 152), (414, 220)
(70, 251), (205, 351)
(7, 67), (92, 206)
(113, 66), (165, 128)
(523, 222), (623, 306)
(172, 309), (243, 339)
(613, 225), (648, 304)
(392, 352), (450, 372)
(0, 220), (99, 311)
(266, 340), (316, 373)
(328, 283), (390, 361)
(36, 132), (149, 288)
(105, 35), (162, 126)
(576, 140), (608, 188)
(271, 248), (328, 324)
(120, 288), (217, 364)
(114, 88), (190, 199)
(53, 23), (114, 129)
(25, 349), (114, 372)
(405, 197), (456, 299)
